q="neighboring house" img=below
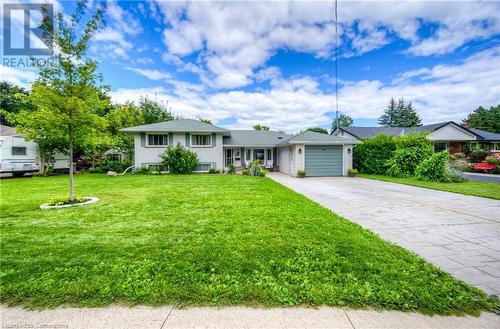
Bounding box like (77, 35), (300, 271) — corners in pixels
(332, 121), (500, 153)
(122, 119), (359, 177)
(0, 124), (69, 176)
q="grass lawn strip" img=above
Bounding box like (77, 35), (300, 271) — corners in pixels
(358, 174), (500, 200)
(1, 174), (498, 314)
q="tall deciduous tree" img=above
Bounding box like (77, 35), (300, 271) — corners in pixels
(331, 113), (353, 130)
(16, 1), (108, 201)
(139, 97), (173, 124)
(0, 82), (35, 126)
(378, 98), (422, 127)
(463, 105), (500, 133)
(253, 124), (270, 131)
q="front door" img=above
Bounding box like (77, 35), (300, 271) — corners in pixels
(225, 148), (233, 167)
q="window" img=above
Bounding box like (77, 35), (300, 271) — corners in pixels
(12, 147), (26, 156)
(267, 149), (272, 161)
(246, 149), (252, 161)
(194, 163), (212, 171)
(255, 149), (265, 162)
(191, 134), (211, 146)
(147, 134), (168, 146)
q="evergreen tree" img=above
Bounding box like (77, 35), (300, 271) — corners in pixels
(463, 105), (500, 133)
(331, 113), (353, 130)
(378, 98), (422, 127)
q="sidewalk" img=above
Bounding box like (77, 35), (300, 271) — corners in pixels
(1, 305), (499, 329)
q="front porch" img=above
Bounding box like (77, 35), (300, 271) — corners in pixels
(223, 147), (278, 170)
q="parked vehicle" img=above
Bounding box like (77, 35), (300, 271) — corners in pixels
(0, 125), (69, 177)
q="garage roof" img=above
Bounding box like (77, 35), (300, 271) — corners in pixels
(280, 131), (361, 145)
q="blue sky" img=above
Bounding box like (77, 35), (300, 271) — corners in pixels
(2, 0), (500, 132)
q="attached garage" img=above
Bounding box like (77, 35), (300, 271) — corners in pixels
(305, 145), (343, 176)
(277, 130), (361, 177)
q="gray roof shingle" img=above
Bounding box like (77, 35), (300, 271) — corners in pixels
(469, 128), (500, 141)
(0, 124), (17, 136)
(223, 130), (292, 147)
(121, 119), (229, 133)
(281, 130), (361, 145)
(339, 122), (472, 139)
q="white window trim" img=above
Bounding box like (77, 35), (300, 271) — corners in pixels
(191, 133), (212, 148)
(146, 133), (169, 148)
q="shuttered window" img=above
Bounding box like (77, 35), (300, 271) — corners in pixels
(191, 134), (211, 146)
(147, 134), (168, 146)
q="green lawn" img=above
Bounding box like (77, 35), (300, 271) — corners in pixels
(359, 174), (500, 200)
(1, 174), (498, 314)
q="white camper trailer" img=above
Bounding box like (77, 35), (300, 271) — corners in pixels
(0, 124), (69, 177)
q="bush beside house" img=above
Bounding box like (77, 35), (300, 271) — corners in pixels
(161, 144), (199, 174)
(354, 133), (453, 182)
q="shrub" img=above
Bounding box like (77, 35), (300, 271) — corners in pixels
(348, 168), (358, 175)
(415, 151), (449, 181)
(242, 168), (250, 175)
(387, 134), (433, 177)
(485, 155), (500, 165)
(468, 150), (489, 163)
(353, 134), (395, 174)
(160, 144), (199, 174)
(260, 169), (269, 177)
(208, 168), (220, 174)
(441, 169), (466, 183)
(227, 164), (236, 174)
(248, 160), (263, 176)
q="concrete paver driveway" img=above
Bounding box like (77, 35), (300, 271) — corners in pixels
(268, 173), (500, 297)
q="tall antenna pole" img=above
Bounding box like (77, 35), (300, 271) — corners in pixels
(334, 0), (339, 131)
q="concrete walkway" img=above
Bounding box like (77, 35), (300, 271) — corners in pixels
(268, 173), (500, 297)
(1, 305), (499, 329)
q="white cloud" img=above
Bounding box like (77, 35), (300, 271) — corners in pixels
(0, 66), (37, 89)
(113, 47), (500, 132)
(152, 1), (500, 88)
(125, 67), (171, 81)
(338, 47), (500, 123)
(91, 0), (142, 60)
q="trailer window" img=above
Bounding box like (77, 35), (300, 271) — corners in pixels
(12, 147), (27, 156)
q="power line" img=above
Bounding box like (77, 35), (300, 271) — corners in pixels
(334, 0), (339, 130)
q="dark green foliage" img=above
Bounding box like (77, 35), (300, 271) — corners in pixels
(463, 105), (500, 133)
(0, 82), (35, 126)
(227, 164), (236, 174)
(331, 113), (353, 130)
(161, 144), (199, 174)
(306, 127), (329, 134)
(139, 97), (174, 124)
(387, 134), (433, 177)
(468, 150), (489, 163)
(353, 135), (396, 174)
(253, 124), (270, 131)
(415, 151), (448, 181)
(1, 174), (498, 313)
(378, 98), (422, 127)
(90, 159), (132, 174)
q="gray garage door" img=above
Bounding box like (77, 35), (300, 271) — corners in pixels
(305, 145), (343, 176)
